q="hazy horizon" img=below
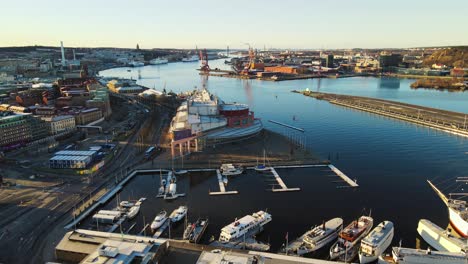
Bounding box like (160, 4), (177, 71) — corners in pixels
(2, 0), (467, 49)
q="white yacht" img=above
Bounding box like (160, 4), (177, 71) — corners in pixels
(391, 246), (467, 264)
(169, 206), (187, 223)
(220, 164), (244, 176)
(164, 182), (177, 200)
(219, 211), (272, 243)
(302, 218), (343, 252)
(150, 211), (167, 230)
(330, 215), (374, 262)
(359, 221), (394, 264)
(182, 54), (199, 62)
(126, 205), (140, 220)
(119, 201), (134, 208)
(149, 57), (168, 65)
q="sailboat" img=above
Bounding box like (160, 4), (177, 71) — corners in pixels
(255, 150), (271, 172)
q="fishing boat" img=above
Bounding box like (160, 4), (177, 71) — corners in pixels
(150, 211), (167, 230)
(359, 221), (394, 264)
(329, 215), (374, 262)
(149, 57), (168, 65)
(255, 150), (271, 172)
(219, 211), (272, 243)
(126, 205), (140, 220)
(220, 164), (244, 176)
(428, 180), (468, 238)
(169, 206), (188, 223)
(183, 218), (209, 243)
(390, 246), (467, 264)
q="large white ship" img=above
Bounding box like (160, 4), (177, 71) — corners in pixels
(427, 180), (468, 238)
(182, 54), (199, 62)
(149, 57), (168, 65)
(359, 221), (394, 264)
(389, 246), (467, 264)
(417, 219), (466, 253)
(219, 211), (272, 243)
(330, 215), (373, 262)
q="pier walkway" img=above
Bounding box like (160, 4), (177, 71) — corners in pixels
(153, 219), (170, 239)
(209, 170), (238, 195)
(328, 165), (358, 187)
(270, 167), (301, 192)
(296, 90), (468, 138)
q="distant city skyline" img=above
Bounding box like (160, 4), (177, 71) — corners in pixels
(2, 0), (467, 49)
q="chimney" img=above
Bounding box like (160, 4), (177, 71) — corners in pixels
(61, 41), (66, 67)
(73, 49), (76, 61)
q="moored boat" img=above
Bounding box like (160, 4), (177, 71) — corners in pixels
(219, 211), (272, 243)
(182, 54), (199, 62)
(359, 221), (394, 264)
(417, 219), (466, 253)
(329, 215), (374, 262)
(149, 57), (168, 65)
(303, 217), (343, 252)
(183, 218), (209, 243)
(391, 246), (467, 264)
(126, 205), (140, 220)
(220, 164), (244, 176)
(150, 211), (167, 230)
(254, 150), (271, 172)
(119, 201), (134, 208)
(169, 205), (188, 223)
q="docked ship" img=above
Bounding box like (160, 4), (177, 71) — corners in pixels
(359, 221), (394, 264)
(149, 57), (168, 65)
(126, 205), (140, 219)
(329, 215), (374, 262)
(219, 211), (272, 243)
(427, 180), (468, 238)
(285, 217), (343, 255)
(417, 219), (466, 253)
(182, 54), (199, 62)
(388, 246), (467, 264)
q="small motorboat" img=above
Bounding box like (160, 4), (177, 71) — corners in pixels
(174, 170), (188, 175)
(220, 164), (243, 176)
(151, 211), (167, 230)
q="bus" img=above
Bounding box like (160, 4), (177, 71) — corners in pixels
(145, 146), (156, 159)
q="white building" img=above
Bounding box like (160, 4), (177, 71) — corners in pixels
(49, 155), (91, 169)
(42, 115), (76, 135)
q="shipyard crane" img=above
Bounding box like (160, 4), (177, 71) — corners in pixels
(199, 49), (210, 72)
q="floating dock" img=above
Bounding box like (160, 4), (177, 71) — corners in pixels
(328, 165), (358, 187)
(269, 167), (300, 192)
(209, 170), (238, 195)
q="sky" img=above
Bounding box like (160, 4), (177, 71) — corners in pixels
(1, 0), (467, 49)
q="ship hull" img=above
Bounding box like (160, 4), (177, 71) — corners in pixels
(449, 207), (468, 237)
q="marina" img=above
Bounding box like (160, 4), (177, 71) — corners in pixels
(209, 169), (239, 195)
(269, 167), (300, 192)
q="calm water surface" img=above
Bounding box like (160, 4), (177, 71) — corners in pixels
(97, 60), (468, 252)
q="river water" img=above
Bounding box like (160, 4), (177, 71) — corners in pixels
(97, 60), (468, 255)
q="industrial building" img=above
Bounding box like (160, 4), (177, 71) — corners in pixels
(49, 150), (97, 169)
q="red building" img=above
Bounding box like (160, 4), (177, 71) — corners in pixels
(219, 104), (255, 128)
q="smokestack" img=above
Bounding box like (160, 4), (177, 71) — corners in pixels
(73, 49), (76, 61)
(61, 41), (66, 67)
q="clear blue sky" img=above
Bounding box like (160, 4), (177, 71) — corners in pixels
(2, 0), (467, 49)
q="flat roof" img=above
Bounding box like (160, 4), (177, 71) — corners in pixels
(55, 150), (96, 156)
(50, 155), (90, 161)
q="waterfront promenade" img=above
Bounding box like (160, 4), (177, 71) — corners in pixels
(296, 90), (468, 137)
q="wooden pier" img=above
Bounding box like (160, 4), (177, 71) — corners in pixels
(209, 170), (238, 195)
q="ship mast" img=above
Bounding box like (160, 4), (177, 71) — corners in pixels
(427, 180), (448, 206)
